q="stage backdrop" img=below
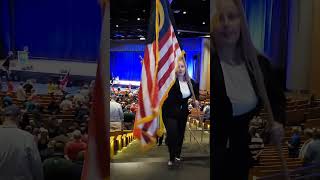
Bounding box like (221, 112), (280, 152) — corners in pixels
(1, 0), (101, 61)
(110, 38), (203, 82)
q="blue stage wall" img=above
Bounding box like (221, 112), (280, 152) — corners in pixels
(110, 38), (202, 81)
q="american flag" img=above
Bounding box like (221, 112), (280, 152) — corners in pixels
(81, 0), (110, 180)
(133, 0), (184, 148)
(59, 72), (70, 91)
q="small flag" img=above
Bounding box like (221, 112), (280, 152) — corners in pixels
(59, 72), (70, 91)
(2, 58), (10, 71)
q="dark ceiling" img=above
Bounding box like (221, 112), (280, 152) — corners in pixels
(110, 0), (210, 40)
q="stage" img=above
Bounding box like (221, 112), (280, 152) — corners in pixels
(0, 58), (140, 88)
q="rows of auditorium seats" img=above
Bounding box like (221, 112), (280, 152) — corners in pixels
(110, 130), (134, 158)
(250, 94), (320, 179)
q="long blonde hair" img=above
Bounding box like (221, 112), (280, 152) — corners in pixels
(212, 0), (275, 126)
(176, 56), (191, 82)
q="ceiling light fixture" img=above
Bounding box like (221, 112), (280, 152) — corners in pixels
(202, 22), (205, 25)
(116, 25), (119, 27)
(137, 17), (141, 21)
(183, 11), (187, 14)
(140, 37), (146, 40)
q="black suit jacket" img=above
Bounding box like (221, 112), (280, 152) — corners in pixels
(212, 46), (286, 129)
(162, 78), (199, 120)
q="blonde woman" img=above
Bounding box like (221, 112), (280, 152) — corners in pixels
(162, 57), (199, 168)
(211, 0), (285, 179)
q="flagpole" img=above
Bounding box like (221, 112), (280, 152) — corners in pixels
(99, 0), (110, 179)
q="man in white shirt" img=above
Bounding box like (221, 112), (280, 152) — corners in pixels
(0, 105), (43, 180)
(110, 95), (124, 131)
(16, 82), (27, 101)
(80, 85), (90, 97)
(73, 91), (85, 105)
(60, 95), (73, 111)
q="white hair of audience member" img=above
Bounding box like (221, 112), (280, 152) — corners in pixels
(73, 130), (82, 139)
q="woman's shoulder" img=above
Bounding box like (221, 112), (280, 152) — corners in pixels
(257, 54), (272, 67)
(257, 54), (273, 74)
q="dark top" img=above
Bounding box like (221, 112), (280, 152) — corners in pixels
(23, 83), (33, 93)
(162, 78), (199, 120)
(211, 42), (286, 144)
(43, 153), (73, 180)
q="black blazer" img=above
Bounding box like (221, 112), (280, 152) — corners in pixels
(212, 46), (286, 126)
(162, 78), (199, 120)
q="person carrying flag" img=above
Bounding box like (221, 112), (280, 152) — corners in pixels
(162, 56), (199, 167)
(133, 0), (200, 168)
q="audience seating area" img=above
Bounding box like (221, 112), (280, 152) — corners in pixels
(250, 94), (320, 179)
(0, 91), (135, 159)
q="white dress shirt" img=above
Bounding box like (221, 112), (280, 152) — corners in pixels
(110, 100), (124, 122)
(221, 61), (258, 116)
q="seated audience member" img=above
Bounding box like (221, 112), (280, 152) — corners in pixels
(75, 104), (89, 123)
(47, 117), (59, 138)
(16, 82), (27, 101)
(80, 84), (90, 98)
(24, 125), (33, 134)
(67, 126), (76, 139)
(80, 126), (88, 143)
(3, 94), (13, 108)
(47, 98), (60, 114)
(54, 127), (70, 144)
(123, 109), (135, 130)
(299, 128), (315, 160)
(70, 151), (85, 180)
(24, 98), (36, 112)
(288, 127), (301, 158)
(47, 80), (55, 95)
(304, 129), (320, 165)
(130, 102), (138, 114)
(30, 89), (39, 102)
(6, 80), (14, 95)
(32, 127), (40, 141)
(249, 127), (264, 166)
(60, 95), (73, 111)
(203, 102), (210, 121)
(73, 91), (85, 105)
(54, 88), (63, 96)
(0, 78), (2, 92)
(38, 127), (50, 160)
(64, 130), (87, 161)
(43, 141), (73, 180)
(23, 80), (34, 94)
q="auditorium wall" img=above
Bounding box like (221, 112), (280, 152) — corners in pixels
(310, 0), (320, 97)
(286, 0), (319, 95)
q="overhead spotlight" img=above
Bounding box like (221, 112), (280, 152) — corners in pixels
(137, 17), (141, 21)
(116, 25), (119, 27)
(173, 10), (181, 14)
(178, 31), (181, 34)
(202, 22), (206, 25)
(142, 9), (146, 13)
(140, 37), (146, 40)
(183, 11), (187, 14)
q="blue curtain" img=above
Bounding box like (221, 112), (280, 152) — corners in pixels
(0, 0), (10, 57)
(242, 0), (289, 68)
(1, 0), (102, 61)
(110, 38), (202, 81)
(110, 51), (144, 81)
